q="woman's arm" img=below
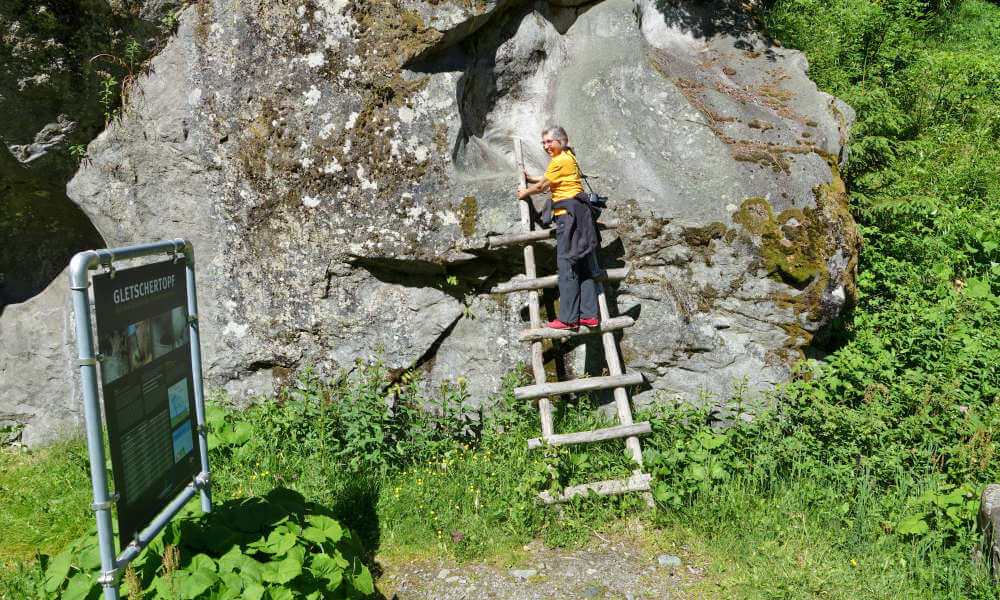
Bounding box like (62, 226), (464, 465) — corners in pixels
(518, 176), (550, 199)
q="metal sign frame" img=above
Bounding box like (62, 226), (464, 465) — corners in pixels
(69, 239), (211, 600)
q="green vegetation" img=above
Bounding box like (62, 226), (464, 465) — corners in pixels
(2, 0), (1000, 597)
(36, 489), (374, 600)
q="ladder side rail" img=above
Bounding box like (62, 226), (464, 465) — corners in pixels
(515, 138), (553, 437)
(597, 292), (644, 470)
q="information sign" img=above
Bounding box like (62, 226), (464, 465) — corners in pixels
(93, 259), (200, 548)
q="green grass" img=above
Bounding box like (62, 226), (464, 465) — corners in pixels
(0, 441), (92, 567)
(0, 441), (94, 598)
(2, 367), (996, 599)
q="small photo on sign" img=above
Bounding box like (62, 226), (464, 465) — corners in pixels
(150, 310), (175, 359)
(172, 420), (194, 463)
(167, 379), (190, 428)
(126, 321), (153, 370)
(170, 306), (189, 349)
(99, 328), (131, 384)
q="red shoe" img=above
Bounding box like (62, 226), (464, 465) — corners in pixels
(545, 319), (578, 329)
(579, 317), (599, 327)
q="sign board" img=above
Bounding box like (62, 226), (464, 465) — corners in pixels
(93, 259), (200, 548)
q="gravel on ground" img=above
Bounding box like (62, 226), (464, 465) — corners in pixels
(376, 534), (704, 599)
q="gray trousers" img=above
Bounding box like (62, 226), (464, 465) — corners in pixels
(555, 215), (603, 323)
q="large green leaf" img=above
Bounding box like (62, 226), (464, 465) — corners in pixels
(267, 586), (295, 600)
(189, 553), (218, 575)
(305, 515), (343, 543)
(218, 421), (253, 446)
(62, 573), (95, 600)
(243, 582), (267, 600)
(79, 543), (101, 571)
(270, 555), (304, 585)
(43, 551), (73, 592)
(347, 564), (375, 596)
(218, 546), (244, 575)
(309, 554), (344, 588)
(178, 570), (218, 599)
(965, 277), (994, 299)
(696, 432), (727, 450)
(240, 555), (266, 584)
(896, 514), (929, 535)
(218, 572), (244, 600)
(261, 530), (297, 555)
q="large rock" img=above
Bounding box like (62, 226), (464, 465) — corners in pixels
(0, 1), (183, 311)
(3, 0), (860, 443)
(982, 484), (1000, 583)
(0, 267), (82, 445)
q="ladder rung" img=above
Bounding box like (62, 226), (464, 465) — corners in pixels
(487, 221), (619, 248)
(538, 473), (652, 504)
(492, 266), (630, 295)
(514, 372), (644, 401)
(517, 316), (634, 342)
(527, 421), (651, 450)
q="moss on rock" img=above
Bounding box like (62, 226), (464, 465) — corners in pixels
(460, 196), (478, 237)
(732, 197), (826, 288)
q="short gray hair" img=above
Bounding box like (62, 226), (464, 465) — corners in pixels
(542, 126), (568, 146)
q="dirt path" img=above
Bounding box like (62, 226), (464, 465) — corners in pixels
(376, 534), (704, 599)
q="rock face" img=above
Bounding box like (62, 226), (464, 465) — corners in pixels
(0, 0), (176, 310)
(2, 0), (860, 444)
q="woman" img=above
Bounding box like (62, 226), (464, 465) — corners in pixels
(517, 126), (602, 330)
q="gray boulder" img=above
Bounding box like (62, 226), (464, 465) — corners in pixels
(3, 0), (859, 444)
(981, 484), (1000, 583)
(0, 267), (82, 446)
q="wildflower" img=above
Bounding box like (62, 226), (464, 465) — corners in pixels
(291, 474), (297, 479)
(850, 559), (857, 566)
(959, 405), (969, 413)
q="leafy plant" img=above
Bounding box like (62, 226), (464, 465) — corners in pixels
(36, 488), (374, 599)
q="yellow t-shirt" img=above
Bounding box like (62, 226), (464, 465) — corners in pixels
(544, 150), (584, 202)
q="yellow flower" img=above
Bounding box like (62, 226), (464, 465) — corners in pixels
(850, 559), (857, 566)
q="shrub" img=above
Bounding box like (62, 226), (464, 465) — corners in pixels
(37, 488), (373, 600)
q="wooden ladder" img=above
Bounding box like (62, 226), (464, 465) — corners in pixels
(487, 139), (652, 504)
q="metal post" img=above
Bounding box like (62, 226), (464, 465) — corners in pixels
(115, 473), (208, 566)
(69, 251), (121, 600)
(179, 239), (212, 514)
